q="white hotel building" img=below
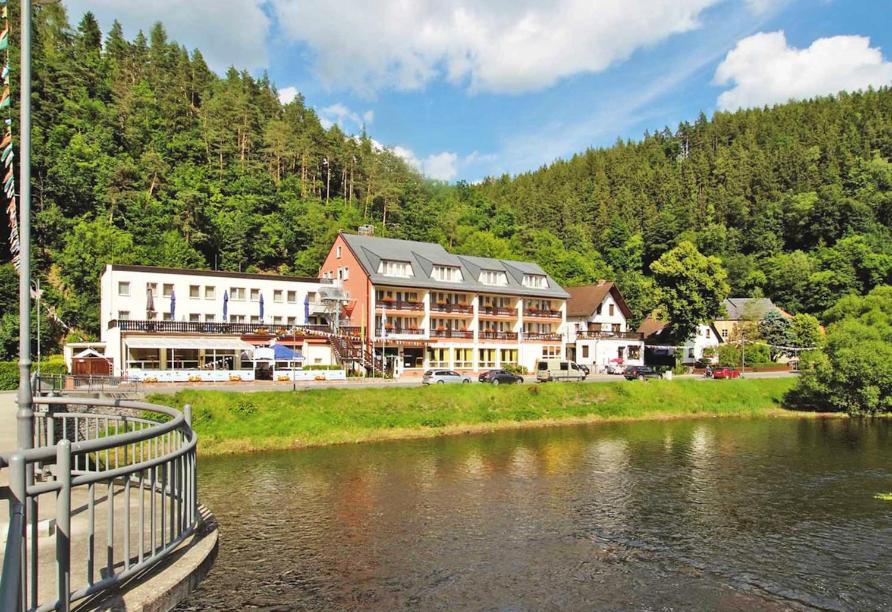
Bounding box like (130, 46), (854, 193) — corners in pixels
(95, 265), (337, 380)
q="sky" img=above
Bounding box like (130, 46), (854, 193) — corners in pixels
(64, 0), (892, 182)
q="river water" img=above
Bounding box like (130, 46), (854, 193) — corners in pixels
(178, 418), (892, 610)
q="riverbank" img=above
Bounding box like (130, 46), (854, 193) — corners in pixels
(149, 377), (819, 455)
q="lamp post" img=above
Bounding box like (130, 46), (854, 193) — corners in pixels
(17, 0), (34, 452)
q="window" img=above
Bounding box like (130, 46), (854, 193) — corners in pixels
(378, 260), (413, 278)
(479, 269), (508, 286)
(162, 284), (174, 297)
(338, 267), (349, 280)
(230, 314), (245, 323)
(189, 313), (201, 322)
(688, 348), (695, 358)
(287, 316), (297, 326)
(432, 265), (462, 282)
(287, 291), (297, 304)
(146, 282), (158, 295)
(582, 345), (589, 359)
(273, 316), (283, 324)
(230, 287), (245, 301)
(250, 316), (260, 324)
(189, 285), (200, 299)
(274, 290), (284, 303)
(117, 281), (131, 297)
(118, 310), (130, 320)
(721, 329), (728, 339)
(542, 346), (561, 358)
(609, 304), (615, 316)
(628, 345), (641, 360)
(705, 328), (711, 339)
(596, 303), (602, 315)
(162, 312), (173, 321)
(205, 286), (215, 300)
(205, 314), (215, 322)
(336, 245), (342, 259)
(250, 288), (260, 302)
(522, 274), (547, 289)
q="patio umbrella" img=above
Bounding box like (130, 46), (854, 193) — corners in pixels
(259, 293), (265, 321)
(223, 290), (229, 321)
(169, 289), (176, 319)
(303, 294), (310, 323)
(146, 286), (155, 313)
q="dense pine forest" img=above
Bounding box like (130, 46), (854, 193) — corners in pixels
(1, 6), (891, 356)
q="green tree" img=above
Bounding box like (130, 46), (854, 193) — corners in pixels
(759, 310), (790, 361)
(650, 241), (730, 342)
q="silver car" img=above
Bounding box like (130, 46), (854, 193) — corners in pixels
(422, 369), (471, 385)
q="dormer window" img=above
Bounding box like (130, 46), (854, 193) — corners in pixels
(432, 265), (462, 282)
(479, 269), (508, 286)
(522, 274), (547, 289)
(378, 260), (413, 278)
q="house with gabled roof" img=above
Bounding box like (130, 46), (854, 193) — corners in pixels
(318, 231), (569, 376)
(638, 317), (723, 365)
(564, 281), (645, 373)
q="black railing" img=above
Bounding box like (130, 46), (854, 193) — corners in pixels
(430, 329), (474, 339)
(378, 300), (424, 311)
(109, 319), (361, 338)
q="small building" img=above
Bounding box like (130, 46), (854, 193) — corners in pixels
(564, 282), (645, 373)
(318, 232), (569, 376)
(93, 264), (338, 379)
(714, 297), (785, 341)
(638, 318), (723, 365)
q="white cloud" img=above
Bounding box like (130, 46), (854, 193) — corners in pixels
(318, 103), (374, 132)
(64, 0), (270, 73)
(392, 147), (494, 181)
(278, 86), (299, 105)
(715, 31), (892, 111)
(269, 0), (723, 95)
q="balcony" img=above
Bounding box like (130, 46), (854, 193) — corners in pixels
(109, 319), (361, 339)
(430, 329), (474, 339)
(478, 306), (518, 318)
(524, 332), (562, 341)
(381, 327), (425, 336)
(430, 302), (473, 315)
(479, 330), (519, 341)
(576, 330), (643, 340)
(523, 308), (562, 319)
(379, 300), (425, 312)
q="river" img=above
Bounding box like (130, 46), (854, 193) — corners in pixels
(178, 418), (892, 610)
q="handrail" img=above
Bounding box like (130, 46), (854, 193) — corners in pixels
(0, 395), (199, 612)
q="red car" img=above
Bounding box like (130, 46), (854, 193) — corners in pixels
(712, 367), (741, 379)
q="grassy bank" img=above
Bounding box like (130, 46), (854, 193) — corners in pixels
(150, 377), (806, 455)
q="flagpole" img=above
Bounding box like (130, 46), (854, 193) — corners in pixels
(17, 0), (33, 451)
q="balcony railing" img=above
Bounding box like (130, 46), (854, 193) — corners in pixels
(430, 302), (473, 314)
(430, 329), (474, 339)
(576, 330), (643, 340)
(524, 332), (562, 341)
(381, 327), (425, 336)
(109, 319), (361, 338)
(378, 300), (425, 311)
(478, 306), (517, 317)
(524, 309), (562, 319)
(479, 330), (518, 340)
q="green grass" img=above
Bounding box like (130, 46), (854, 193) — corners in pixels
(149, 377), (806, 455)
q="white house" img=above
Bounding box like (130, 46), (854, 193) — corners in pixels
(565, 282), (645, 373)
(93, 264), (338, 379)
(638, 318), (723, 365)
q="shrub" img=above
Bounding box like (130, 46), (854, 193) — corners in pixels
(231, 397), (257, 417)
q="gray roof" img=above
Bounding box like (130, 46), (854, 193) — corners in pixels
(340, 233), (569, 299)
(721, 298), (779, 321)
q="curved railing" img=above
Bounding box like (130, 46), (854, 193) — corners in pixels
(0, 397), (198, 612)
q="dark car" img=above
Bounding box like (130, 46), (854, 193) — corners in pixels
(489, 371), (524, 385)
(623, 365), (663, 381)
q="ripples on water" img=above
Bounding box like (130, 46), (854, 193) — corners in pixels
(178, 418), (892, 610)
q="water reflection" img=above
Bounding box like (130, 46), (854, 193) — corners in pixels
(181, 418), (892, 611)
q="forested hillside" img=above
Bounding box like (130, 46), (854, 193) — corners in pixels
(1, 6), (890, 355)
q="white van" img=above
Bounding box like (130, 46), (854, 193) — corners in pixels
(536, 359), (586, 382)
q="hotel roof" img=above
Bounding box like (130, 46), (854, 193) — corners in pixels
(339, 232), (569, 299)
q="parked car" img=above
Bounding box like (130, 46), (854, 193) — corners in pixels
(623, 366), (663, 381)
(712, 367), (741, 379)
(488, 371), (524, 385)
(577, 363), (590, 376)
(605, 362), (625, 375)
(536, 359), (586, 382)
(423, 370), (471, 384)
(479, 369), (507, 383)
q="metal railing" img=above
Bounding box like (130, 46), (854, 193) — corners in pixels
(1, 396), (198, 611)
(479, 330), (519, 340)
(523, 332), (562, 341)
(523, 309), (562, 319)
(430, 329), (474, 339)
(478, 306), (518, 317)
(430, 303), (473, 314)
(378, 300), (425, 311)
(34, 375), (141, 396)
(576, 330), (643, 340)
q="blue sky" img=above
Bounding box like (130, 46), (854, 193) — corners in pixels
(68, 0), (892, 181)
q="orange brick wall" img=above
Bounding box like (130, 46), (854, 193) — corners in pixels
(318, 234), (371, 331)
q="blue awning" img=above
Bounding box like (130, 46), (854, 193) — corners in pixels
(273, 344), (303, 360)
